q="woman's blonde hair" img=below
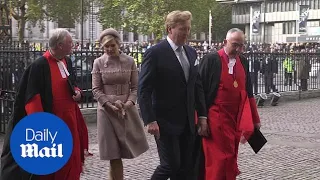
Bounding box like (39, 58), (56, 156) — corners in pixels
(101, 35), (121, 48)
(99, 28), (121, 49)
(165, 10), (192, 32)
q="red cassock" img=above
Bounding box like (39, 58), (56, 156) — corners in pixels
(25, 51), (89, 180)
(201, 49), (260, 180)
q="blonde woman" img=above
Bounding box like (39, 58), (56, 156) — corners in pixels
(91, 28), (149, 180)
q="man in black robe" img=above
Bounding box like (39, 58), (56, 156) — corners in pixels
(0, 28), (90, 180)
(195, 28), (260, 179)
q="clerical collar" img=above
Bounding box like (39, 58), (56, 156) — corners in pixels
(49, 50), (64, 61)
(223, 48), (236, 75)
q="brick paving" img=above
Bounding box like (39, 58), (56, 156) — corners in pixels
(1, 98), (320, 179)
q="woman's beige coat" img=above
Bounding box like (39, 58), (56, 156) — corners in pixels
(92, 53), (149, 160)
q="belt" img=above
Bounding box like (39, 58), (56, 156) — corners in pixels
(103, 84), (130, 95)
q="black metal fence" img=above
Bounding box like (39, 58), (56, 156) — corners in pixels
(0, 42), (29, 133)
(244, 52), (320, 95)
(1, 41), (320, 133)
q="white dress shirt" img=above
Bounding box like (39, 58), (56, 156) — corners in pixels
(167, 36), (190, 68)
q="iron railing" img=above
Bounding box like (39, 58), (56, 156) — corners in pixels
(244, 52), (320, 94)
(1, 41), (320, 133)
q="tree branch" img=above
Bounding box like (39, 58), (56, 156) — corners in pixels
(0, 1), (9, 22)
(20, 0), (27, 7)
(1, 0), (23, 20)
(42, 9), (49, 17)
(10, 8), (21, 20)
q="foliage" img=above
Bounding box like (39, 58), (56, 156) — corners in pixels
(210, 1), (233, 41)
(98, 0), (233, 41)
(6, 0), (91, 42)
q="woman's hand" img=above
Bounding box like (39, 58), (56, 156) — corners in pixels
(105, 102), (119, 112)
(114, 100), (124, 110)
(123, 101), (134, 110)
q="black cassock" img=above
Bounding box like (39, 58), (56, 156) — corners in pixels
(0, 56), (77, 180)
(192, 52), (257, 180)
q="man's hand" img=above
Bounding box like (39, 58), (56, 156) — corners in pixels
(84, 149), (93, 157)
(240, 135), (247, 144)
(73, 90), (81, 101)
(197, 118), (210, 137)
(147, 121), (160, 139)
(254, 123), (261, 129)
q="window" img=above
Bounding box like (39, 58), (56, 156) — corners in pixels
(289, 1), (295, 11)
(244, 4), (250, 14)
(281, 2), (286, 11)
(274, 2), (278, 12)
(283, 22), (288, 34)
(285, 1), (290, 11)
(267, 2), (271, 12)
(277, 2), (282, 12)
(310, 0), (315, 9)
(283, 22), (296, 34)
(232, 6), (236, 15)
(232, 4), (251, 15)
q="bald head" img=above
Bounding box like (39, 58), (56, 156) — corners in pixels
(223, 28), (245, 58)
(226, 28), (244, 40)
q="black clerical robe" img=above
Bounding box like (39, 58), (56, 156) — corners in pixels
(194, 49), (260, 180)
(0, 52), (89, 180)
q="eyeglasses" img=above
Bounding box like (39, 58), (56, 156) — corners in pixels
(227, 40), (244, 48)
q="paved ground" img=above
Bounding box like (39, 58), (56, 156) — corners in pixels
(1, 98), (320, 179)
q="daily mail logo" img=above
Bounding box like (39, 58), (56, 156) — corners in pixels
(10, 112), (73, 175)
(21, 128), (62, 158)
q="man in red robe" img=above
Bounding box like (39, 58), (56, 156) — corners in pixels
(0, 28), (91, 180)
(197, 28), (261, 180)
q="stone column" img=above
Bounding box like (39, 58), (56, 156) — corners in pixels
(128, 32), (134, 42)
(200, 32), (206, 41)
(138, 34), (144, 42)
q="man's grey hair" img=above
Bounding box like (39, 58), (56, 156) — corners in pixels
(49, 28), (71, 49)
(226, 28), (244, 39)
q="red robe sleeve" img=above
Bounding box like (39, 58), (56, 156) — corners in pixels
(239, 95), (261, 141)
(239, 53), (260, 125)
(249, 98), (260, 124)
(238, 91), (255, 141)
(75, 106), (92, 163)
(25, 94), (44, 114)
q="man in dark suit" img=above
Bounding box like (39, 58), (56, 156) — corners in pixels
(261, 48), (278, 94)
(138, 10), (207, 180)
(247, 51), (261, 95)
